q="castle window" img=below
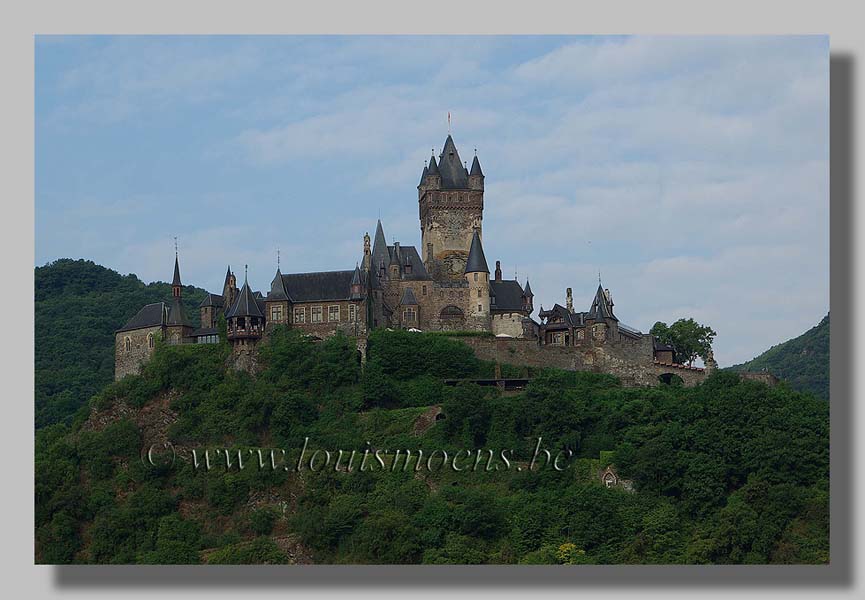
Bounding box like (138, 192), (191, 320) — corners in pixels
(124, 336), (131, 352)
(311, 306), (323, 323)
(349, 304), (357, 323)
(147, 333), (154, 349)
(403, 307), (417, 322)
(474, 272), (478, 282)
(271, 305), (283, 322)
(328, 305), (340, 322)
(577, 330), (585, 340)
(405, 263), (412, 274)
(477, 289), (482, 298)
(478, 304), (482, 312)
(422, 285), (427, 296)
(294, 307), (306, 323)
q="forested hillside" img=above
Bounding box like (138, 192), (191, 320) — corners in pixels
(36, 328), (829, 565)
(731, 314), (829, 400)
(35, 259), (208, 428)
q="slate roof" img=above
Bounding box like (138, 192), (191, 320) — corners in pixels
(399, 287), (419, 305)
(465, 229), (489, 273)
(172, 255), (182, 286)
(386, 244), (429, 280)
(166, 297), (193, 327)
(523, 278), (533, 297)
(267, 268), (290, 301)
(490, 280), (526, 312)
(199, 293), (224, 308)
(438, 135), (469, 189)
(470, 155), (483, 177)
(587, 284), (617, 321)
(371, 219), (389, 287)
(539, 303), (587, 328)
(427, 154), (440, 176)
(117, 302), (169, 333)
(279, 270), (358, 302)
(225, 280), (264, 319)
(192, 326), (219, 337)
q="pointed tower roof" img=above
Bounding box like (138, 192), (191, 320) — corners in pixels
(226, 274), (264, 319)
(465, 229), (490, 274)
(427, 153), (440, 176)
(523, 278), (533, 296)
(470, 155), (483, 177)
(438, 135), (469, 189)
(172, 254), (182, 286)
(587, 284), (617, 321)
(166, 297), (193, 327)
(351, 264), (362, 286)
(268, 267), (290, 301)
(399, 287), (419, 305)
(418, 164), (428, 186)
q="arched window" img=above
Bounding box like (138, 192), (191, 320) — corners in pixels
(124, 337), (131, 352)
(147, 332), (154, 349)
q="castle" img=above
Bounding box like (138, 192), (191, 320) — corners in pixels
(115, 134), (713, 385)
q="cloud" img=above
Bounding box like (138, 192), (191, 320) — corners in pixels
(36, 36), (829, 365)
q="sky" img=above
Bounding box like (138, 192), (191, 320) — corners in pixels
(35, 35), (829, 366)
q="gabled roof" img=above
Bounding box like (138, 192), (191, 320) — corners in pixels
(399, 287), (419, 305)
(539, 303), (587, 328)
(465, 229), (489, 273)
(225, 279), (264, 319)
(280, 270), (358, 302)
(386, 244), (429, 280)
(587, 284), (617, 321)
(438, 135), (469, 189)
(490, 280), (527, 312)
(199, 293), (224, 308)
(117, 302), (168, 333)
(267, 268), (290, 301)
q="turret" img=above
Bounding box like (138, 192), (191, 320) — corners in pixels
(469, 153), (484, 190)
(371, 219), (389, 287)
(362, 232), (371, 271)
(350, 264), (364, 300)
(389, 242), (402, 280)
(265, 267), (290, 327)
(225, 266), (264, 348)
(522, 278), (534, 313)
(465, 229), (490, 317)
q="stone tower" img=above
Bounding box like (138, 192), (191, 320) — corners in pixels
(418, 135), (484, 281)
(465, 228), (491, 328)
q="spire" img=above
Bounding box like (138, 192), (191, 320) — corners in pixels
(470, 154), (483, 177)
(418, 164), (428, 186)
(350, 263), (364, 300)
(464, 229), (489, 274)
(427, 152), (440, 176)
(523, 278), (533, 297)
(438, 135), (468, 189)
(172, 253), (182, 287)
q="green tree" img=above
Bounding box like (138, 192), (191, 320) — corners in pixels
(651, 318), (717, 366)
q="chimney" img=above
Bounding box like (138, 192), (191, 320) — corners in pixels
(566, 287), (573, 312)
(495, 260), (502, 281)
(604, 288), (612, 305)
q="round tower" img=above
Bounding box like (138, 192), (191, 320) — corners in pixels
(465, 229), (490, 319)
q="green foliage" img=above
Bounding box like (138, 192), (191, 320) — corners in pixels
(36, 307), (829, 565)
(35, 259), (209, 428)
(730, 313), (829, 400)
(651, 318), (717, 366)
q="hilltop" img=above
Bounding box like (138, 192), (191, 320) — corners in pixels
(35, 259), (209, 428)
(731, 314), (829, 400)
(35, 327), (828, 565)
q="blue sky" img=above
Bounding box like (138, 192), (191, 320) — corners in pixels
(35, 35), (829, 365)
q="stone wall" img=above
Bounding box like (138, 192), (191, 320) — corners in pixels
(115, 325), (162, 380)
(458, 334), (708, 388)
(491, 312), (531, 338)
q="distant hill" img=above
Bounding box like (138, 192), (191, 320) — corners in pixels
(35, 259), (208, 428)
(730, 313), (829, 400)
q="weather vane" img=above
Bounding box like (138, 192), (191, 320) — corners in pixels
(277, 247), (280, 268)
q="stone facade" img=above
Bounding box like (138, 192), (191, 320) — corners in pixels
(115, 132), (718, 384)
